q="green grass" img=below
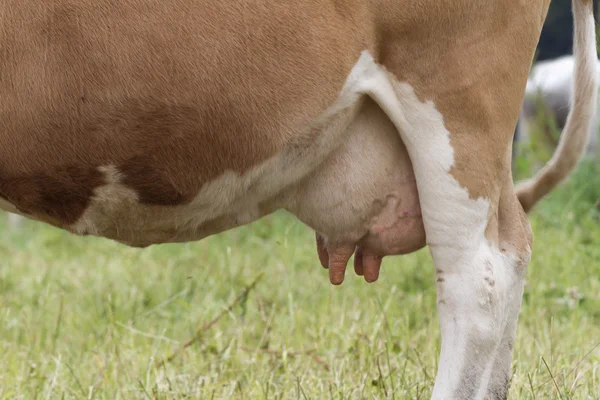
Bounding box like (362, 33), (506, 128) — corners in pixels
(1, 161), (600, 399)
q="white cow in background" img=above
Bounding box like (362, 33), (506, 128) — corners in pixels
(5, 213), (23, 229)
(516, 55), (600, 157)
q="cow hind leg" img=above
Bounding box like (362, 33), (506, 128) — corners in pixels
(428, 192), (531, 400)
(356, 63), (533, 398)
(484, 189), (533, 400)
(484, 282), (526, 400)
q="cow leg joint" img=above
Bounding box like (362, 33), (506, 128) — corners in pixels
(431, 238), (529, 400)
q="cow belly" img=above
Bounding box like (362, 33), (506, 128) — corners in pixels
(0, 48), (423, 251)
(0, 98), (424, 254)
(286, 99), (426, 257)
(0, 97), (424, 252)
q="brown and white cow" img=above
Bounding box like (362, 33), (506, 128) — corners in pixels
(0, 1), (596, 399)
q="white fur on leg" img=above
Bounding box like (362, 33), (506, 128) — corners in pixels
(432, 244), (526, 400)
(484, 270), (527, 399)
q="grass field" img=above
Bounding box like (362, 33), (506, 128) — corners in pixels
(1, 155), (600, 399)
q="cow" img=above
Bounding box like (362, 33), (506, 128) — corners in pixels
(5, 212), (22, 228)
(0, 1), (596, 399)
(515, 54), (600, 158)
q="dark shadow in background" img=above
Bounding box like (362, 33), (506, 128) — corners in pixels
(536, 0), (598, 62)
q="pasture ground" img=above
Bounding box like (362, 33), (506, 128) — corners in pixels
(1, 154), (600, 399)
